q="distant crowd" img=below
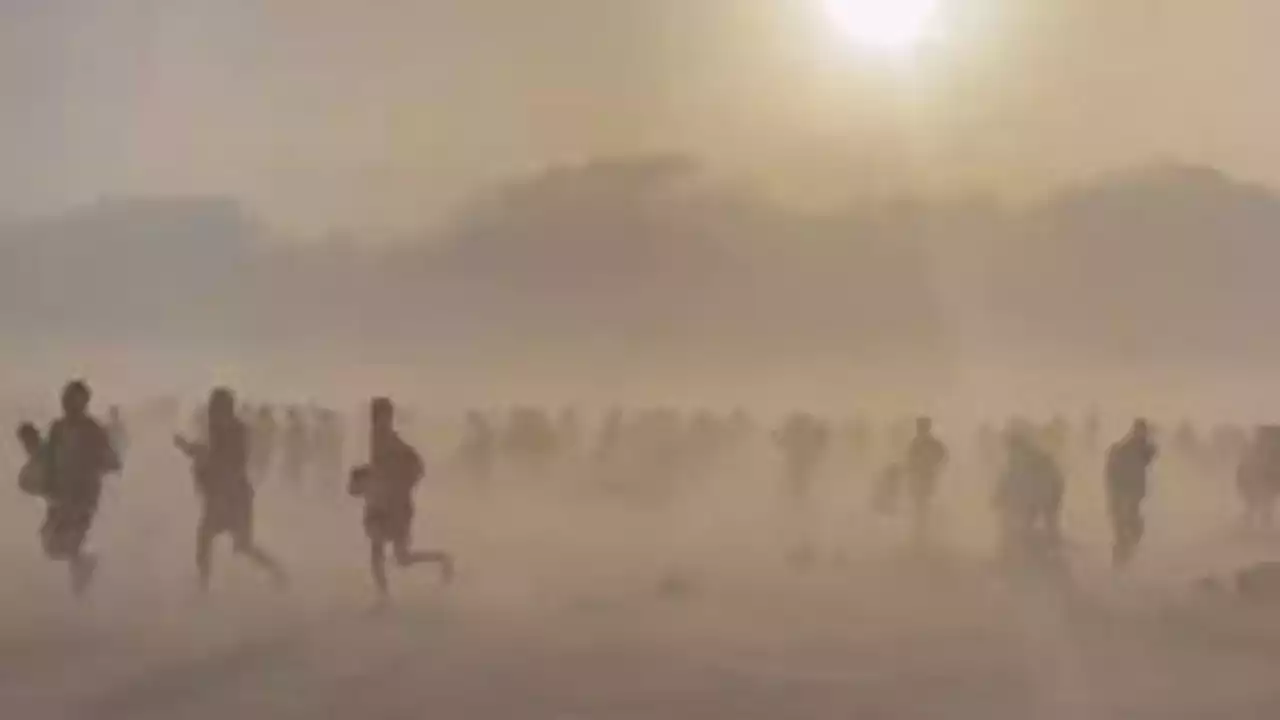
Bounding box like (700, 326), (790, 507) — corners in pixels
(11, 380), (1280, 609)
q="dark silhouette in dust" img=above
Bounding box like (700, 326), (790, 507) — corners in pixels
(1106, 418), (1157, 568)
(349, 396), (453, 610)
(174, 387), (289, 593)
(35, 380), (121, 598)
(774, 412), (830, 507)
(904, 416), (948, 543)
(994, 422), (1066, 569)
(1236, 425), (1280, 532)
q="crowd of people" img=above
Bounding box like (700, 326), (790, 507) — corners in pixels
(11, 379), (1280, 609)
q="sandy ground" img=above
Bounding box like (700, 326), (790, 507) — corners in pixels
(4, 432), (1280, 720)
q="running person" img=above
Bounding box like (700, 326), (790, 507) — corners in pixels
(175, 387), (288, 592)
(1106, 418), (1158, 568)
(41, 380), (121, 598)
(349, 397), (452, 609)
(905, 416), (948, 542)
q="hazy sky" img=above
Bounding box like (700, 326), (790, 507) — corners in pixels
(3, 0), (1279, 231)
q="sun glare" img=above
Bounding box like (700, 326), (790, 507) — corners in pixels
(824, 0), (941, 55)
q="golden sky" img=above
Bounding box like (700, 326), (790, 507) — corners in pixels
(3, 0), (1279, 231)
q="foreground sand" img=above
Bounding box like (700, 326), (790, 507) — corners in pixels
(4, 441), (1280, 719)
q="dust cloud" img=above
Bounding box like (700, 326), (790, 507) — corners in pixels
(3, 131), (1280, 720)
(3, 391), (1280, 720)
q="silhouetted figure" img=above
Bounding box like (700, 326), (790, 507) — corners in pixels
(905, 417), (948, 541)
(175, 388), (288, 593)
(41, 380), (120, 598)
(994, 426), (1065, 566)
(349, 397), (452, 609)
(1106, 419), (1157, 568)
(1236, 426), (1280, 532)
(774, 413), (830, 506)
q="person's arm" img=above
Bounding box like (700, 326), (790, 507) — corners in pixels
(348, 465), (370, 497)
(174, 435), (200, 459)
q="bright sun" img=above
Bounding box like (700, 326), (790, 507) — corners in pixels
(824, 0), (941, 55)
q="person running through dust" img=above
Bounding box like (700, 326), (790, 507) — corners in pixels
(904, 416), (948, 542)
(349, 397), (453, 609)
(1236, 425), (1280, 532)
(774, 412), (830, 506)
(40, 380), (121, 598)
(175, 388), (288, 593)
(993, 424), (1066, 568)
(1106, 418), (1158, 568)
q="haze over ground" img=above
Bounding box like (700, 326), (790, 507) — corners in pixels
(4, 406), (1280, 719)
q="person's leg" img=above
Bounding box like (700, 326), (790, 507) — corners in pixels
(233, 537), (288, 588)
(231, 500), (288, 588)
(69, 551), (97, 598)
(1107, 494), (1126, 564)
(1045, 493), (1063, 545)
(1113, 497), (1140, 567)
(1132, 502), (1146, 547)
(911, 483), (932, 544)
(392, 535), (454, 583)
(56, 504), (98, 599)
